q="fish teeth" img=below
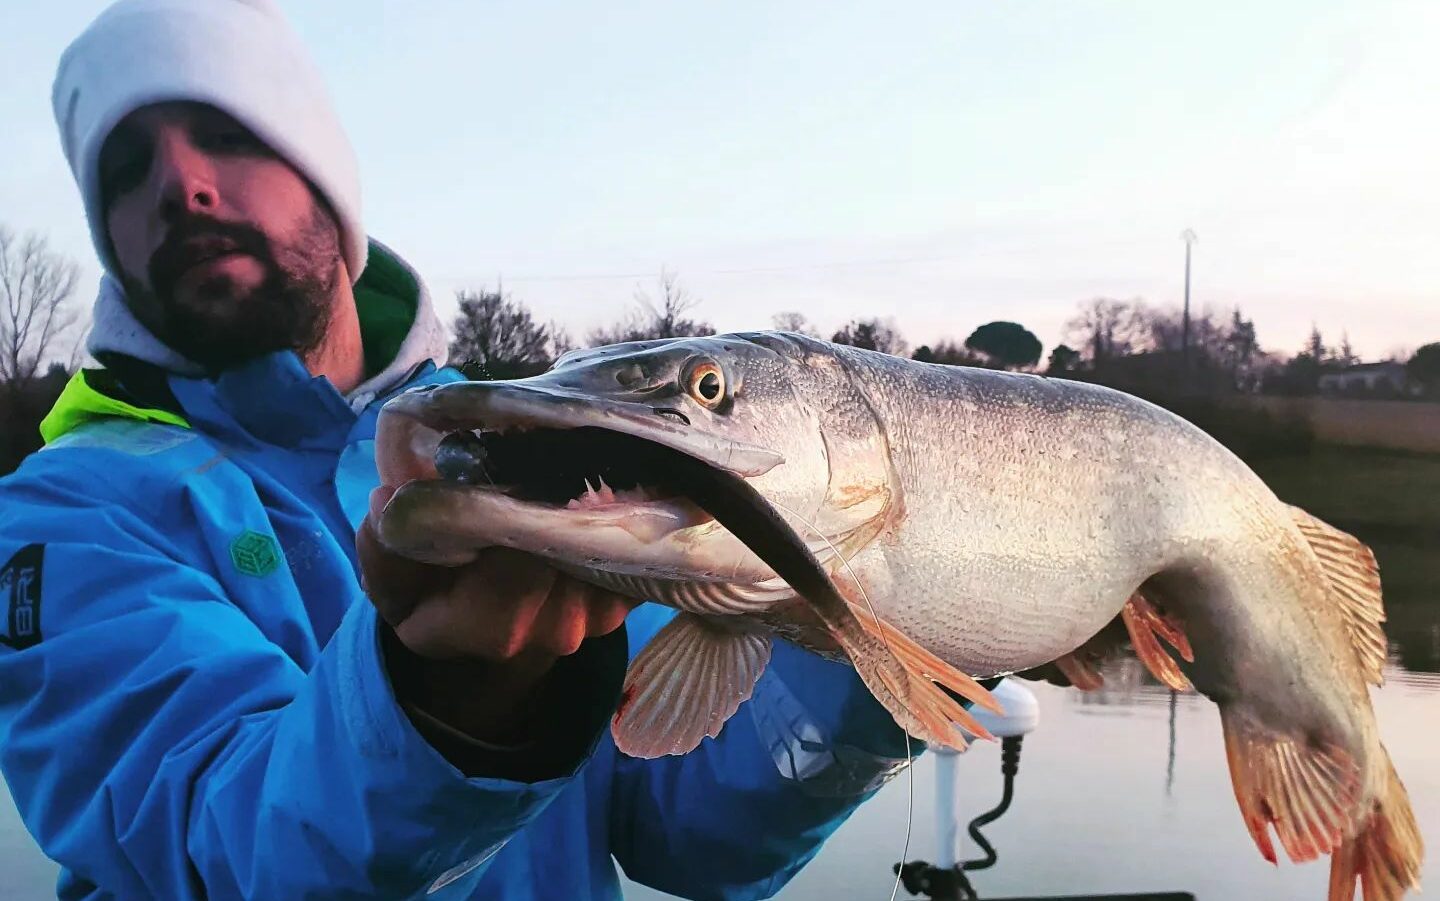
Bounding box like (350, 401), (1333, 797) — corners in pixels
(566, 476), (648, 510)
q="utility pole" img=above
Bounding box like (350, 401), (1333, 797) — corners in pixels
(1180, 228), (1198, 389)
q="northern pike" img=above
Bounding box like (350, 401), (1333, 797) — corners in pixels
(373, 332), (1422, 900)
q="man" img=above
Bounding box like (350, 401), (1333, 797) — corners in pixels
(0, 1), (916, 898)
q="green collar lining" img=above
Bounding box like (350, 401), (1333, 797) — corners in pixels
(353, 242), (419, 380)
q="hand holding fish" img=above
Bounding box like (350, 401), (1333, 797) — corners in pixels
(357, 483), (639, 745)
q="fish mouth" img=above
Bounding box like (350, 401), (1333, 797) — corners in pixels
(373, 380), (786, 571)
(434, 425), (714, 516)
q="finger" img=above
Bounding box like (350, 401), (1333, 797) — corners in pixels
(390, 594), (470, 659)
(401, 549), (556, 660)
(371, 482), (485, 567)
(584, 582), (639, 640)
(531, 574), (591, 658)
(356, 517), (453, 628)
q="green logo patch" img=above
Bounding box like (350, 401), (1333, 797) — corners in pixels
(230, 531), (280, 577)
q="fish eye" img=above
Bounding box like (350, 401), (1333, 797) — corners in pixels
(684, 360), (726, 408)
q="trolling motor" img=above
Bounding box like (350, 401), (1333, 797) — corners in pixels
(895, 680), (1196, 901)
(894, 735), (1024, 901)
(894, 679), (1038, 901)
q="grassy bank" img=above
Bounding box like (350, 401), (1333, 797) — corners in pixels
(1248, 446), (1440, 532)
(1247, 445), (1439, 612)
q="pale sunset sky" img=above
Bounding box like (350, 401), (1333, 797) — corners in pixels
(2, 0), (1437, 361)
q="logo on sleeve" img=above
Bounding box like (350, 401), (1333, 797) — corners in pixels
(230, 531), (280, 578)
(0, 544), (44, 650)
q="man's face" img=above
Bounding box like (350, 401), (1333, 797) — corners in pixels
(100, 101), (344, 371)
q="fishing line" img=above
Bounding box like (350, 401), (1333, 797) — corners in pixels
(769, 500), (915, 901)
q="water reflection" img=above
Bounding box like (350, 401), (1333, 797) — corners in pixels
(1389, 604), (1440, 675)
(1165, 690), (1177, 798)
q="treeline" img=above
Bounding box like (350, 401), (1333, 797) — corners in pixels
(446, 273), (1440, 401)
(1052, 296), (1440, 399)
(446, 270), (1056, 381)
(441, 275), (1437, 464)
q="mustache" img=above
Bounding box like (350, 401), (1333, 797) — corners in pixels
(148, 217), (273, 301)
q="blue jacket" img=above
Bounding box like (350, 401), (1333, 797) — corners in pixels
(0, 323), (915, 896)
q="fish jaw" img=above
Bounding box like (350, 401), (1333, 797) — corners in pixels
(376, 477), (778, 581)
(379, 379), (785, 480)
(373, 380), (786, 581)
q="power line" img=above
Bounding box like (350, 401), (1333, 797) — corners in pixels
(431, 236), (1171, 286)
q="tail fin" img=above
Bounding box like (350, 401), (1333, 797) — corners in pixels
(1327, 752), (1423, 901)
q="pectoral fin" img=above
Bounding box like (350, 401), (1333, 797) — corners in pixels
(611, 612), (772, 758)
(838, 599), (1001, 746)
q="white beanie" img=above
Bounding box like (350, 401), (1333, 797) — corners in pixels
(52, 0), (368, 281)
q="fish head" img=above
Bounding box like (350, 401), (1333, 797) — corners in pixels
(373, 331), (896, 595)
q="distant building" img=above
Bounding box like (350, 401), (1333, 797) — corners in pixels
(1317, 362), (1415, 397)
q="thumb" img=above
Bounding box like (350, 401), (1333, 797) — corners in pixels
(370, 483), (400, 521)
(358, 486), (452, 629)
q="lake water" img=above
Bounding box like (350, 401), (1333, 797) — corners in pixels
(3, 542), (1436, 899)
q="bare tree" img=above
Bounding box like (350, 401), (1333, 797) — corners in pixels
(549, 322), (576, 360)
(771, 311), (818, 337)
(1335, 332), (1358, 368)
(448, 287), (558, 380)
(587, 269), (716, 346)
(1141, 304), (1230, 364)
(1065, 297), (1144, 365)
(0, 227), (82, 394)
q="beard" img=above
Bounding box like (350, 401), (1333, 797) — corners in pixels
(123, 204), (342, 374)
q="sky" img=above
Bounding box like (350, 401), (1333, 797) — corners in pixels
(2, 0), (1437, 362)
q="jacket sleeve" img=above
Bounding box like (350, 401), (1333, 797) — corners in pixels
(608, 606), (918, 900)
(0, 462), (603, 900)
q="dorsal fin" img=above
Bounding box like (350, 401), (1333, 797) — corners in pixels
(1287, 505), (1388, 686)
